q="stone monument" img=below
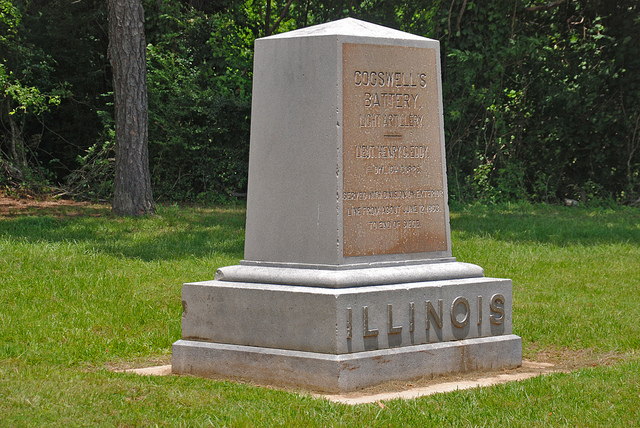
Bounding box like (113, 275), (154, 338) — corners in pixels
(172, 18), (522, 393)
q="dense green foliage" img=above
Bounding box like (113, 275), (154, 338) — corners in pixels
(1, 0), (638, 204)
(146, 2), (253, 203)
(435, 1), (640, 204)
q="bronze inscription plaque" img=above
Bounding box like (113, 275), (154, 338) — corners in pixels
(343, 43), (447, 257)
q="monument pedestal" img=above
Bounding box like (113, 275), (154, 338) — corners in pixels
(172, 262), (522, 392)
(171, 18), (522, 391)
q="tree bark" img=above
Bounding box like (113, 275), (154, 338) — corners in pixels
(107, 0), (155, 216)
(8, 113), (26, 169)
(265, 0), (272, 36)
(268, 0), (295, 35)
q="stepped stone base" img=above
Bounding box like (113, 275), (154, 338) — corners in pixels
(172, 335), (522, 393)
(171, 269), (522, 393)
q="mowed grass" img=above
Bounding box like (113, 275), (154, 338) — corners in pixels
(1, 201), (639, 426)
(450, 203), (640, 357)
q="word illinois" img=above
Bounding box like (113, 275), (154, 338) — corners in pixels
(346, 294), (506, 339)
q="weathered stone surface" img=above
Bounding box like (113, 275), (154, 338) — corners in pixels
(172, 335), (523, 393)
(180, 276), (512, 354)
(244, 18), (450, 267)
(215, 261), (484, 288)
(342, 42), (447, 257)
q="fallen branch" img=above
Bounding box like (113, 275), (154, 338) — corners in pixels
(1, 159), (25, 181)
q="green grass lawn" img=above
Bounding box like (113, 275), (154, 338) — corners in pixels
(1, 201), (639, 426)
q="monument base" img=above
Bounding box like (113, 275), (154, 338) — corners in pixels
(172, 335), (522, 393)
(171, 266), (522, 392)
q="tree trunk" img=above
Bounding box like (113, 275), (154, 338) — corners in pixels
(107, 0), (155, 216)
(265, 0), (271, 36)
(8, 113), (26, 169)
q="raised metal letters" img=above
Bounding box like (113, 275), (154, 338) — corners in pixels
(451, 296), (470, 328)
(350, 293), (508, 340)
(426, 299), (443, 330)
(363, 306), (379, 337)
(490, 294), (505, 325)
(409, 301), (415, 332)
(387, 304), (403, 335)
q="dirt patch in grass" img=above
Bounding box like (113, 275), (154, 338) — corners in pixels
(0, 192), (111, 218)
(100, 355), (173, 373)
(528, 346), (629, 371)
(319, 348), (635, 401)
(327, 348), (633, 398)
(359, 349), (628, 394)
(108, 349), (634, 401)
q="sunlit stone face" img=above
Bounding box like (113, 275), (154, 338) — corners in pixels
(342, 43), (447, 257)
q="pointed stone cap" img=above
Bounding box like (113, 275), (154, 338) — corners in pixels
(263, 17), (433, 42)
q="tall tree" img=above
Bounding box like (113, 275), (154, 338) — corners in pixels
(107, 0), (154, 215)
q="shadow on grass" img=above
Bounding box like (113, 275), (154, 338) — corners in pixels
(2, 202), (638, 262)
(450, 204), (640, 246)
(0, 204), (246, 262)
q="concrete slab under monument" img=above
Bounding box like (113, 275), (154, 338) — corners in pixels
(171, 18), (522, 393)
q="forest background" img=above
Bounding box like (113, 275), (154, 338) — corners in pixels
(1, 0), (638, 206)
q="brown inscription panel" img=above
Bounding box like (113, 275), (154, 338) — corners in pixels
(343, 43), (447, 257)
